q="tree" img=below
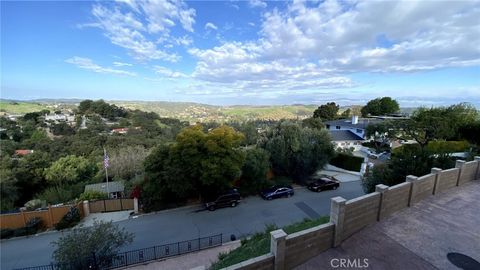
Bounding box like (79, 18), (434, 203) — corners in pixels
(302, 117), (324, 129)
(52, 220), (134, 269)
(313, 102), (339, 121)
(51, 122), (75, 136)
(261, 121), (335, 182)
(239, 148), (271, 195)
(44, 155), (98, 187)
(361, 97), (399, 116)
(107, 146), (149, 181)
(142, 125), (246, 210)
(340, 108), (351, 119)
(384, 103), (478, 149)
(0, 164), (18, 210)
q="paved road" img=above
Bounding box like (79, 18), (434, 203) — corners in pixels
(1, 181), (364, 269)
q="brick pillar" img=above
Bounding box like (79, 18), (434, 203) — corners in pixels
(270, 229), (287, 270)
(330, 196), (347, 247)
(455, 160), (466, 186)
(474, 157), (480, 180)
(431, 168), (442, 195)
(83, 200), (90, 217)
(375, 184), (389, 221)
(406, 175), (418, 206)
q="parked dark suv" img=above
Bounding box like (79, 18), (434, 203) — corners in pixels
(307, 177), (340, 192)
(205, 189), (241, 211)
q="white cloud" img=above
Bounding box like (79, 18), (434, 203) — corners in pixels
(83, 0), (196, 62)
(248, 0), (267, 9)
(153, 66), (188, 78)
(205, 22), (218, 31)
(113, 61), (133, 67)
(187, 0), (480, 95)
(66, 57), (136, 76)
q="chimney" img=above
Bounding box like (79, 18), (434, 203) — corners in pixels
(352, 115), (359, 125)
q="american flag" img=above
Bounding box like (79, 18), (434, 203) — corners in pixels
(103, 149), (110, 169)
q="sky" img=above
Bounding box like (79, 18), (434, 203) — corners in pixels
(1, 0), (480, 107)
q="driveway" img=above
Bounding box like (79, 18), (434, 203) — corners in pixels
(1, 181), (364, 270)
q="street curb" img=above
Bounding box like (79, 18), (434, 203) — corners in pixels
(136, 203), (203, 217)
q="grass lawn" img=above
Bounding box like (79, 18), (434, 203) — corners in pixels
(0, 101), (48, 114)
(210, 216), (330, 270)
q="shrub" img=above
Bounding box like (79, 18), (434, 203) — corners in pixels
(26, 217), (43, 232)
(78, 190), (108, 201)
(1, 228), (14, 239)
(330, 153), (363, 172)
(24, 199), (47, 211)
(55, 207), (81, 230)
(13, 227), (29, 237)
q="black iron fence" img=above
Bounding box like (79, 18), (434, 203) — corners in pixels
(14, 234), (223, 270)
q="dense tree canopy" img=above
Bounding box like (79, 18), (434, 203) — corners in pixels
(261, 121), (334, 182)
(361, 97), (399, 116)
(238, 148), (271, 195)
(142, 125), (246, 210)
(44, 155), (98, 187)
(313, 102), (339, 121)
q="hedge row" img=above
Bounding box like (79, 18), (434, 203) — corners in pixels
(329, 153), (363, 172)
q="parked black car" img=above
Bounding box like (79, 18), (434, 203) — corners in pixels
(260, 185), (294, 200)
(205, 189), (241, 211)
(307, 178), (340, 192)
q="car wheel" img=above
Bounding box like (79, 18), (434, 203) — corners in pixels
(267, 196), (273, 200)
(231, 202), (237, 207)
(208, 206), (215, 211)
(333, 186), (338, 190)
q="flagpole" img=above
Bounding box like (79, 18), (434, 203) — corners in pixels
(104, 147), (110, 198)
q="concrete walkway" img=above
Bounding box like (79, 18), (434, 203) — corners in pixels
(316, 164), (361, 183)
(76, 210), (133, 227)
(295, 180), (480, 270)
(127, 241), (241, 270)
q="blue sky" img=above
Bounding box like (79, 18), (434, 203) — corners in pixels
(1, 0), (479, 107)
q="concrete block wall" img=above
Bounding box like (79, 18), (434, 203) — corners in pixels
(284, 223), (334, 269)
(435, 168), (460, 193)
(342, 192), (381, 240)
(457, 160), (479, 185)
(376, 182), (411, 220)
(408, 174), (436, 205)
(221, 157), (480, 270)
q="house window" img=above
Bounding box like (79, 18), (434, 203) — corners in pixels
(356, 129), (362, 133)
(336, 126), (341, 130)
(326, 124), (330, 129)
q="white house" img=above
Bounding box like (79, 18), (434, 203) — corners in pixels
(325, 115), (383, 140)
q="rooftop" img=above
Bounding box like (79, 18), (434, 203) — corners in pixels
(325, 118), (383, 129)
(329, 130), (364, 141)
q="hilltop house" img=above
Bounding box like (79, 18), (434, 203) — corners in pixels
(325, 116), (384, 150)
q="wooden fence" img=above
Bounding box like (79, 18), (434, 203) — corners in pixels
(0, 202), (84, 230)
(88, 198), (134, 213)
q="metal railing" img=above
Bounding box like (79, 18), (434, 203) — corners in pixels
(13, 234), (223, 270)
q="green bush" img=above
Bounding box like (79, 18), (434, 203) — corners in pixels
(55, 207), (81, 230)
(1, 229), (14, 239)
(13, 227), (29, 237)
(78, 190), (108, 201)
(26, 217), (43, 232)
(210, 216), (329, 270)
(330, 153), (363, 172)
(24, 199), (47, 211)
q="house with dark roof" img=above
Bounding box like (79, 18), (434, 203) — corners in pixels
(325, 115), (383, 140)
(328, 130), (364, 150)
(84, 181), (125, 199)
